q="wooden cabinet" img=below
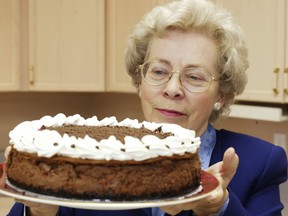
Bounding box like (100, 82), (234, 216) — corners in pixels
(27, 0), (105, 91)
(215, 0), (288, 103)
(2, 0), (288, 126)
(105, 0), (172, 92)
(0, 0), (172, 92)
(27, 0), (172, 92)
(0, 0), (20, 91)
(8, 0), (287, 100)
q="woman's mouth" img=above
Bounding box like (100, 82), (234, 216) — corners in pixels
(156, 108), (185, 117)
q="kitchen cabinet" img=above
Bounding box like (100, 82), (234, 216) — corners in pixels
(28, 0), (105, 91)
(106, 0), (172, 92)
(29, 0), (172, 92)
(0, 0), (171, 92)
(215, 0), (288, 103)
(0, 0), (20, 91)
(1, 0), (287, 97)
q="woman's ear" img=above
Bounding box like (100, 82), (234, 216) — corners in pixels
(215, 93), (225, 107)
(219, 94), (226, 106)
(137, 84), (142, 97)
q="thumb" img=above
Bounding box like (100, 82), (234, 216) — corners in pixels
(221, 147), (239, 187)
(4, 146), (12, 160)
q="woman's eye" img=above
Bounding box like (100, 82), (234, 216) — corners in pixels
(150, 67), (169, 77)
(188, 74), (204, 81)
(185, 68), (209, 82)
(152, 68), (166, 75)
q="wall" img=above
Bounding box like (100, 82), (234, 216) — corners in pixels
(214, 117), (288, 153)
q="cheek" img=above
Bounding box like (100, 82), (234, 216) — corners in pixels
(138, 84), (152, 108)
(189, 92), (215, 115)
(138, 83), (164, 118)
(138, 83), (158, 101)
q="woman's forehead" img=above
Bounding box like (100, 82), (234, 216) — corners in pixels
(146, 30), (219, 74)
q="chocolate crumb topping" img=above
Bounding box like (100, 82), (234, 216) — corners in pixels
(43, 125), (173, 143)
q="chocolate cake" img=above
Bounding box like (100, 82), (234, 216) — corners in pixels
(6, 114), (201, 200)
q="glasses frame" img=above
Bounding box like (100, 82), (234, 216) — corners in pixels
(139, 59), (219, 93)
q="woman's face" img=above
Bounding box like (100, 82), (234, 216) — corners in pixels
(138, 30), (221, 136)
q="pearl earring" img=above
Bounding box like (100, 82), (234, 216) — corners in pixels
(213, 102), (221, 111)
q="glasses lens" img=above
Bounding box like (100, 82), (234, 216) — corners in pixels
(142, 61), (171, 86)
(140, 61), (215, 93)
(181, 67), (212, 92)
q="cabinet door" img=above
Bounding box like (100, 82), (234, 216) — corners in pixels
(106, 0), (172, 93)
(29, 0), (105, 91)
(0, 0), (19, 91)
(215, 0), (286, 103)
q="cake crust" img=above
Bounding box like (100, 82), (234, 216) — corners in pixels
(7, 147), (201, 200)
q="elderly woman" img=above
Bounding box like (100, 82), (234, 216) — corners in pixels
(7, 0), (287, 216)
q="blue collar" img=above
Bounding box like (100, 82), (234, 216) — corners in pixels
(199, 124), (216, 169)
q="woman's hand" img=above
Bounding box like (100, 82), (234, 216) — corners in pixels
(160, 147), (239, 216)
(4, 145), (11, 159)
(4, 146), (59, 216)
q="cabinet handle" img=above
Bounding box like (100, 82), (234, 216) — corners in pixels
(29, 65), (35, 85)
(273, 67), (279, 94)
(285, 68), (288, 95)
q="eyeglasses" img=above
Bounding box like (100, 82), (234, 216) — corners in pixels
(139, 60), (218, 93)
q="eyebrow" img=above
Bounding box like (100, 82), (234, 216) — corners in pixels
(150, 58), (171, 66)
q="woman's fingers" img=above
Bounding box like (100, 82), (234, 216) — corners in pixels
(4, 146), (11, 159)
(160, 148), (239, 216)
(221, 147), (239, 188)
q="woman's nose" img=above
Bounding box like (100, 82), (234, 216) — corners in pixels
(162, 73), (185, 98)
